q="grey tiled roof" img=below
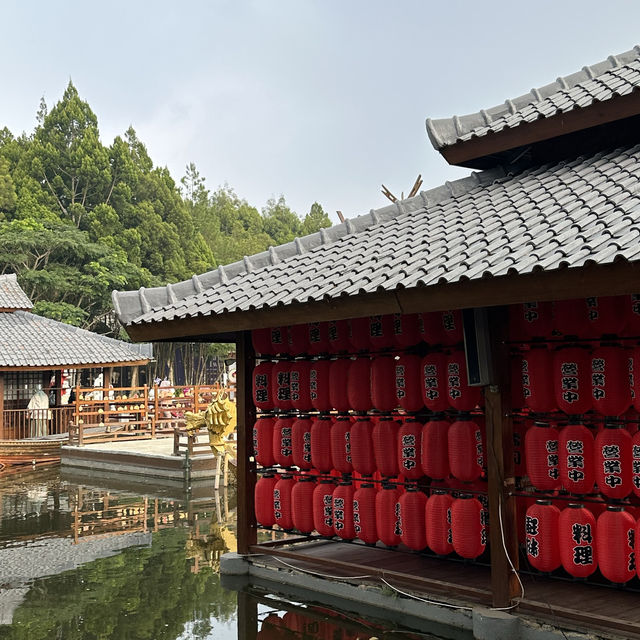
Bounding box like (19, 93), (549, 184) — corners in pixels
(117, 143), (640, 327)
(0, 311), (150, 368)
(426, 45), (640, 151)
(0, 274), (33, 311)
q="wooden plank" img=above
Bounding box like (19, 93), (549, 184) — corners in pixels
(123, 261), (640, 342)
(441, 90), (640, 167)
(484, 306), (520, 607)
(237, 331), (257, 554)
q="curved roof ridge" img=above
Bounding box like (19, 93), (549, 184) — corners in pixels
(113, 165), (502, 326)
(426, 44), (640, 152)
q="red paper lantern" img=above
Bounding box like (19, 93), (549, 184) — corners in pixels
(292, 416), (313, 470)
(395, 355), (423, 412)
(591, 346), (631, 417)
(558, 504), (597, 578)
(253, 416), (276, 467)
(451, 495), (487, 559)
(633, 430), (640, 498)
(399, 488), (428, 551)
(525, 422), (560, 491)
(273, 474), (295, 530)
(392, 313), (423, 348)
(597, 507), (636, 583)
(397, 419), (423, 480)
(269, 326), (290, 355)
(307, 321), (330, 355)
(329, 359), (351, 412)
(584, 296), (626, 338)
(312, 479), (336, 536)
(255, 473), (278, 526)
(558, 423), (595, 495)
(511, 355), (525, 410)
(272, 361), (293, 411)
(287, 324), (309, 356)
(553, 347), (592, 415)
(509, 302), (553, 341)
(351, 418), (376, 476)
(422, 310), (464, 346)
(513, 419), (526, 478)
(290, 360), (312, 411)
(353, 483), (378, 545)
(525, 500), (561, 572)
(521, 347), (556, 413)
(421, 419), (450, 480)
(448, 419), (484, 483)
(327, 319), (350, 353)
(447, 350), (482, 411)
(376, 484), (402, 547)
(367, 314), (395, 351)
(595, 425), (632, 499)
(272, 417), (295, 467)
(333, 482), (356, 539)
(623, 294), (640, 336)
(252, 328), (273, 355)
(309, 359), (332, 412)
(349, 317), (371, 352)
(373, 417), (399, 478)
(253, 361), (275, 411)
(425, 490), (454, 555)
(330, 416), (353, 474)
(371, 356), (397, 413)
(554, 299), (589, 338)
(292, 476), (316, 533)
(311, 416), (333, 472)
(421, 352), (449, 412)
(348, 357), (372, 412)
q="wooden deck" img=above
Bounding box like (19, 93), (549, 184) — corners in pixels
(249, 538), (640, 640)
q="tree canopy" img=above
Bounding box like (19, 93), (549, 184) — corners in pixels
(0, 82), (331, 334)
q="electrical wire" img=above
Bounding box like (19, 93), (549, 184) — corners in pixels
(379, 576), (473, 611)
(273, 555), (373, 580)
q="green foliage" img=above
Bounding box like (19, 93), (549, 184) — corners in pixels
(0, 82), (331, 336)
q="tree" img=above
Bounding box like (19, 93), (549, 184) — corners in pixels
(262, 195), (302, 245)
(302, 201), (331, 235)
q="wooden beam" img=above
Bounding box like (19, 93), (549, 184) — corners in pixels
(441, 90), (640, 166)
(484, 306), (519, 608)
(236, 331), (257, 554)
(123, 260), (640, 342)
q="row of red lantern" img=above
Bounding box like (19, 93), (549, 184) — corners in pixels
(523, 422), (640, 499)
(252, 351), (483, 413)
(254, 415), (486, 482)
(255, 474), (487, 558)
(525, 501), (639, 583)
(510, 295), (640, 341)
(515, 344), (640, 417)
(252, 311), (465, 356)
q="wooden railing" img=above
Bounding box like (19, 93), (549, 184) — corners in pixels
(2, 406), (74, 440)
(67, 383), (235, 445)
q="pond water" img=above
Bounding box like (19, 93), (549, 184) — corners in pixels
(0, 467), (448, 640)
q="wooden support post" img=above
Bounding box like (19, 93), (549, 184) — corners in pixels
(236, 330), (257, 554)
(130, 365), (139, 388)
(54, 370), (63, 406)
(237, 591), (258, 640)
(0, 373), (4, 440)
(485, 306), (520, 608)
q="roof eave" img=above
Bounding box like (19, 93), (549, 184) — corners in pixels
(122, 260), (640, 343)
(0, 358), (150, 371)
(439, 88), (640, 167)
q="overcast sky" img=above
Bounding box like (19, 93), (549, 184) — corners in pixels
(3, 1), (640, 224)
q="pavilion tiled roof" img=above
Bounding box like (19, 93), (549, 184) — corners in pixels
(114, 142), (640, 328)
(0, 310), (151, 368)
(0, 274), (33, 311)
(426, 45), (640, 152)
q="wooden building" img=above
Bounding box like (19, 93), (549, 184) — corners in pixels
(113, 47), (640, 639)
(0, 274), (150, 461)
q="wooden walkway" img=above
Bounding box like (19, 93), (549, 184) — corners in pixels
(250, 538), (640, 639)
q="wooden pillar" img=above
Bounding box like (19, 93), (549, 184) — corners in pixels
(236, 331), (257, 554)
(237, 591), (258, 640)
(130, 366), (139, 389)
(54, 370), (63, 406)
(0, 373), (4, 439)
(484, 306), (520, 608)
